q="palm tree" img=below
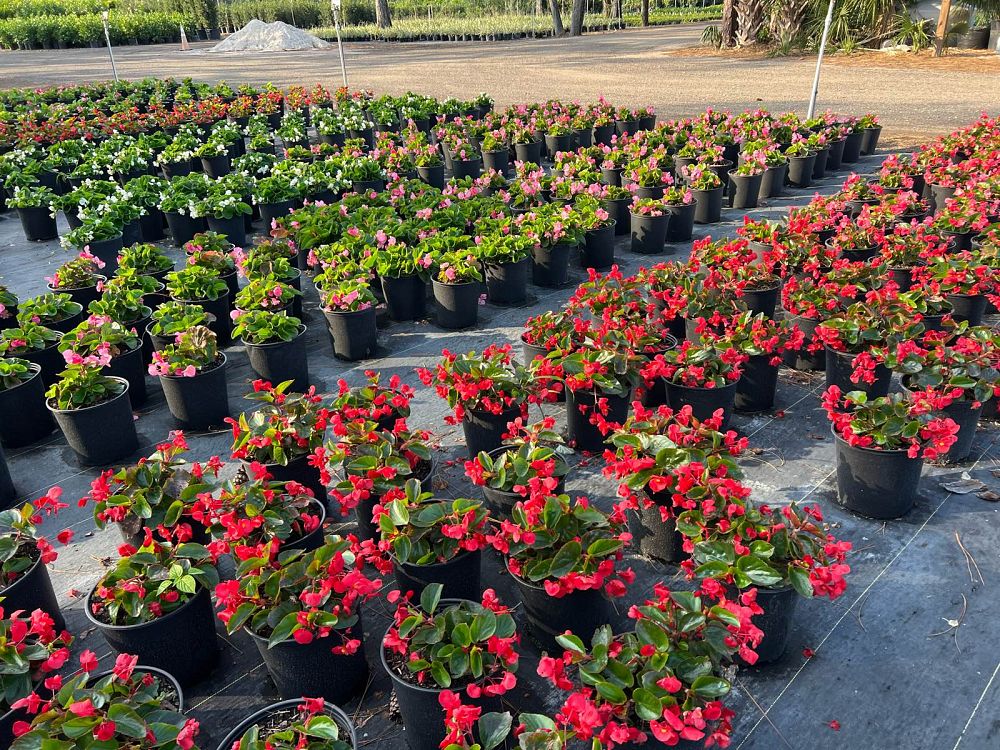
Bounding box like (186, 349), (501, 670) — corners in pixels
(736, 0), (768, 44)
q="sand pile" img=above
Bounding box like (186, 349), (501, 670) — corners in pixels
(210, 20), (330, 52)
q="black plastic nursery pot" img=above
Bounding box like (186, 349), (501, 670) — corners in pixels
(325, 306), (378, 361)
(249, 624), (368, 705)
(258, 452), (328, 507)
(630, 212), (669, 255)
(176, 293), (231, 345)
(603, 197), (631, 236)
(940, 398), (982, 463)
(21, 340), (66, 387)
(48, 279), (104, 310)
(160, 355), (231, 431)
(86, 585), (219, 687)
(463, 405), (524, 458)
(601, 166), (623, 186)
(417, 164), (445, 189)
(826, 138), (846, 171)
(835, 432), (923, 519)
(824, 347), (891, 400)
(929, 183), (957, 214)
(544, 133), (573, 156)
(592, 123), (615, 146)
(692, 186), (724, 224)
(484, 257), (530, 306)
(161, 158), (195, 179)
(165, 212), (207, 247)
(84, 234), (124, 274)
(531, 242), (573, 287)
(139, 208), (166, 242)
(354, 459), (435, 544)
(17, 206), (57, 242)
(107, 343), (149, 409)
(511, 570), (610, 652)
(742, 283), (781, 318)
(394, 548), (483, 602)
(482, 149), (509, 176)
(432, 279), (479, 330)
(48, 379), (138, 466)
(946, 293), (987, 326)
(45, 303), (85, 335)
(666, 379), (738, 430)
(259, 199), (296, 229)
(785, 154), (816, 188)
(0, 554), (66, 631)
(860, 126), (882, 155)
(728, 171), (763, 209)
(245, 326), (310, 392)
(381, 633), (501, 750)
(747, 586), (799, 665)
(201, 154), (231, 178)
(780, 311), (826, 371)
(841, 130), (864, 163)
(759, 163), (787, 199)
(352, 178), (385, 194)
(628, 495), (685, 564)
(583, 223), (616, 270)
(811, 147), (830, 179)
(282, 498), (328, 553)
(735, 354), (780, 414)
(664, 201), (695, 243)
(382, 274), (427, 322)
(634, 185), (664, 200)
(451, 158), (482, 180)
(0, 363), (55, 447)
(216, 699), (358, 750)
(207, 214), (246, 248)
(566, 389), (630, 453)
(513, 139), (542, 164)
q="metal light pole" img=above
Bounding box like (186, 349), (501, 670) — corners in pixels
(332, 0), (348, 88)
(806, 0), (836, 119)
(101, 10), (119, 82)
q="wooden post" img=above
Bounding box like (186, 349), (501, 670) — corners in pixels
(934, 0), (952, 57)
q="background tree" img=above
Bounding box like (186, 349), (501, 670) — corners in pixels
(375, 0), (392, 28)
(641, 0), (650, 25)
(736, 0), (767, 44)
(570, 0), (587, 34)
(550, 0), (565, 34)
(722, 0), (738, 46)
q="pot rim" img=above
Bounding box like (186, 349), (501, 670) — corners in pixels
(214, 698), (358, 750)
(322, 305), (376, 318)
(46, 376), (131, 414)
(664, 377), (741, 392)
(0, 551), (44, 596)
(0, 361), (42, 393)
(46, 276), (107, 292)
(831, 424), (922, 458)
(88, 665), (184, 712)
(378, 599), (480, 696)
(241, 323), (307, 348)
(160, 351), (228, 380)
(394, 545), (480, 572)
(83, 577), (210, 633)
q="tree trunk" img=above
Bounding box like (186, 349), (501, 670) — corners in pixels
(537, 0), (545, 16)
(735, 0), (766, 45)
(550, 0), (565, 35)
(641, 0), (649, 26)
(770, 0), (809, 42)
(570, 0), (586, 35)
(722, 0), (737, 46)
(375, 0), (392, 28)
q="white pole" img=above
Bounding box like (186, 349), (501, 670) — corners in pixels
(806, 0), (836, 119)
(101, 11), (119, 82)
(332, 0), (348, 88)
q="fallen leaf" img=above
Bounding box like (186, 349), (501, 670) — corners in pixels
(808, 433), (826, 440)
(991, 470), (1000, 479)
(827, 720), (841, 731)
(802, 647), (815, 659)
(941, 475), (985, 494)
(977, 490), (1000, 502)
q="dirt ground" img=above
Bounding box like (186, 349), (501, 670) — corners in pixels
(1, 24), (998, 147)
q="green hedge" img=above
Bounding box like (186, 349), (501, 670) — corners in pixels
(0, 11), (191, 48)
